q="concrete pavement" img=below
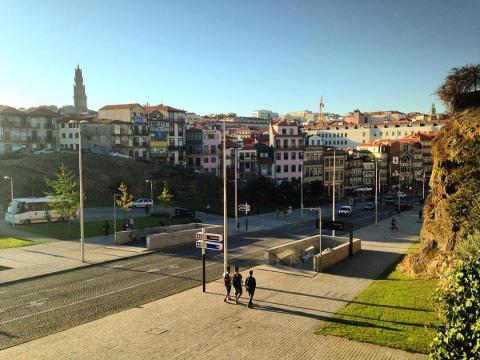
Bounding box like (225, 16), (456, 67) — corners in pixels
(0, 210), (426, 359)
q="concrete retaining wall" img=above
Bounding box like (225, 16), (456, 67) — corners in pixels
(264, 235), (343, 266)
(147, 224), (224, 250)
(313, 238), (361, 272)
(116, 231), (133, 245)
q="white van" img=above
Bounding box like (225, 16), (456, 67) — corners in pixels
(5, 197), (63, 225)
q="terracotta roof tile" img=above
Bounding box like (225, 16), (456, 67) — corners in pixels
(99, 103), (143, 111)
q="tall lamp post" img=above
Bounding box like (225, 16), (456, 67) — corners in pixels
(234, 148), (239, 229)
(222, 118), (228, 273)
(146, 179), (153, 214)
(3, 176), (14, 227)
(332, 147), (336, 236)
(375, 159), (378, 225)
(299, 158), (304, 218)
(70, 119), (88, 263)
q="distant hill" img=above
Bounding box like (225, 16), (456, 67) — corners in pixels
(0, 154), (221, 209)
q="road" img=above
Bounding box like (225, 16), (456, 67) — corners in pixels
(0, 205), (395, 350)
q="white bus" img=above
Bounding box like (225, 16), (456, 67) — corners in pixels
(5, 197), (64, 225)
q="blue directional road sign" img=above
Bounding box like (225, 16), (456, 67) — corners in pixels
(196, 240), (223, 251)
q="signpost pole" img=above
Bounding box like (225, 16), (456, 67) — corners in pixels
(202, 227), (206, 293)
(349, 228), (353, 256)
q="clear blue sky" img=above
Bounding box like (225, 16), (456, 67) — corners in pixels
(1, 0), (479, 115)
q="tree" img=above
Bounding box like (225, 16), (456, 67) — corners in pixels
(437, 64), (480, 111)
(158, 181), (174, 209)
(116, 182), (133, 220)
(45, 164), (80, 222)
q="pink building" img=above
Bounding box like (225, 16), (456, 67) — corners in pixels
(202, 128), (221, 175)
(269, 119), (305, 182)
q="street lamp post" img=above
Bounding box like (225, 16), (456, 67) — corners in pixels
(300, 159), (304, 218)
(146, 180), (153, 215)
(223, 118), (228, 273)
(3, 176), (14, 227)
(234, 148), (239, 229)
(70, 119), (88, 263)
(375, 160), (378, 225)
(332, 148), (336, 236)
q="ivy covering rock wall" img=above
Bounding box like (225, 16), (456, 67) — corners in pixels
(400, 108), (480, 276)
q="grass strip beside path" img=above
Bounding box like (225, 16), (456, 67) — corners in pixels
(15, 216), (193, 241)
(316, 246), (438, 354)
(0, 237), (38, 249)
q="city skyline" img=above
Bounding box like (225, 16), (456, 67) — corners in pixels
(1, 0), (479, 115)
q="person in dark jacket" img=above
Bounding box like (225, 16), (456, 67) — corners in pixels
(102, 220), (110, 238)
(245, 270), (256, 308)
(232, 266), (243, 304)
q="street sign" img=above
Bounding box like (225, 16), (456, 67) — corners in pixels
(196, 240), (223, 251)
(239, 204), (250, 212)
(195, 232), (223, 242)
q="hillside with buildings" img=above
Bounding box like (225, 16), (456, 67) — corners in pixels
(0, 153), (221, 210)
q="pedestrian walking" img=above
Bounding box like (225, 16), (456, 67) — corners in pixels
(128, 217), (134, 230)
(206, 204), (211, 214)
(418, 209), (423, 220)
(144, 204), (150, 216)
(245, 270), (256, 308)
(102, 220), (110, 238)
(232, 266), (243, 304)
(276, 208), (279, 219)
(391, 217), (399, 231)
(223, 266), (232, 302)
(288, 205), (293, 216)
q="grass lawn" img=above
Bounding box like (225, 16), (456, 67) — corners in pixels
(316, 245), (439, 354)
(16, 215), (194, 241)
(0, 236), (39, 249)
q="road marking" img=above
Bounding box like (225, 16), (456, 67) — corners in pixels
(0, 247), (266, 325)
(0, 298), (48, 313)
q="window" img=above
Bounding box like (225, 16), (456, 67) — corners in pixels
(69, 133), (73, 138)
(283, 152), (289, 160)
(282, 128), (286, 134)
(289, 128), (294, 135)
(283, 165), (288, 173)
(291, 152), (296, 160)
(211, 157), (216, 163)
(62, 133), (66, 139)
(204, 157), (209, 163)
(276, 152), (281, 160)
(276, 165), (281, 173)
(291, 164), (296, 172)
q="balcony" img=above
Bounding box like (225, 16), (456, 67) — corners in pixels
(168, 145), (185, 151)
(275, 145), (305, 150)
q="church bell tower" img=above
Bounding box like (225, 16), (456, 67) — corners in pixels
(74, 65), (88, 114)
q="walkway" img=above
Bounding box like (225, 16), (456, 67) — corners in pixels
(0, 210), (426, 359)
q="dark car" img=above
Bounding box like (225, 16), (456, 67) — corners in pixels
(364, 202), (375, 210)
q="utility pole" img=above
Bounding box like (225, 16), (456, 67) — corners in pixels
(201, 227), (206, 293)
(223, 118), (228, 273)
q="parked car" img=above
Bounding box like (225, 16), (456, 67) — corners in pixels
(337, 205), (353, 216)
(130, 198), (153, 208)
(58, 147), (75, 153)
(364, 202), (375, 210)
(109, 152), (133, 159)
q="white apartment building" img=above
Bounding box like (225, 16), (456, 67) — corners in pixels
(305, 120), (446, 149)
(251, 110), (279, 120)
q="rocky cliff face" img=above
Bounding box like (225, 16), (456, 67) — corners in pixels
(401, 107), (480, 276)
